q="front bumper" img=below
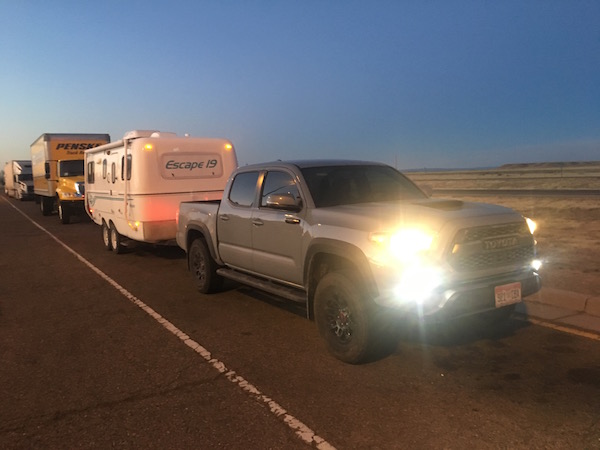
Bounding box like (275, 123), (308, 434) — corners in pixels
(59, 198), (86, 214)
(375, 268), (542, 320)
(429, 270), (541, 320)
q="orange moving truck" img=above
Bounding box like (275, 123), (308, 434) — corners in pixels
(31, 133), (110, 224)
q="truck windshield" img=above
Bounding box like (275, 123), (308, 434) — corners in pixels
(18, 174), (33, 181)
(301, 165), (428, 207)
(59, 160), (84, 177)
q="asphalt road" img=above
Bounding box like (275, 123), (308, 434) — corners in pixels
(1, 197), (600, 449)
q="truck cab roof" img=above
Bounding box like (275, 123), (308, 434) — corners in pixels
(239, 159), (389, 171)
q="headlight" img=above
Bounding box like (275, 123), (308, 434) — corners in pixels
(525, 217), (537, 235)
(370, 229), (435, 264)
(61, 192), (82, 198)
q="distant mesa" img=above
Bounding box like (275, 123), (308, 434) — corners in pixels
(499, 161), (600, 170)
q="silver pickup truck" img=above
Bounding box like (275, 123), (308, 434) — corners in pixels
(176, 160), (541, 363)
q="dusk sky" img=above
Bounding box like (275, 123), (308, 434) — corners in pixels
(1, 1), (598, 170)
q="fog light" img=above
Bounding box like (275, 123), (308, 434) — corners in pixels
(394, 266), (444, 304)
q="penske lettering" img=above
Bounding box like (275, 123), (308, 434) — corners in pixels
(166, 159), (219, 170)
(56, 143), (104, 150)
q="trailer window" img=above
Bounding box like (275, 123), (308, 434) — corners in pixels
(87, 162), (95, 184)
(121, 155), (131, 180)
(111, 162), (116, 183)
(102, 159), (107, 179)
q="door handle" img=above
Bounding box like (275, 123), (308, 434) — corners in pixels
(252, 219), (264, 226)
(219, 214), (230, 221)
(285, 215), (300, 224)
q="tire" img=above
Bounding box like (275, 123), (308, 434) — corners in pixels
(102, 222), (112, 251)
(58, 201), (70, 224)
(40, 197), (52, 216)
(314, 271), (379, 364)
(110, 223), (124, 254)
(189, 238), (222, 293)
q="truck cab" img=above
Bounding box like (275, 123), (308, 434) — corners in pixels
(55, 159), (86, 223)
(31, 133), (110, 224)
(4, 160), (33, 200)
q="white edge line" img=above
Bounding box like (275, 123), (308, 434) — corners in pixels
(515, 315), (600, 341)
(5, 198), (336, 450)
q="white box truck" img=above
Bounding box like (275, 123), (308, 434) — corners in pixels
(31, 133), (111, 223)
(84, 130), (238, 253)
(4, 160), (33, 200)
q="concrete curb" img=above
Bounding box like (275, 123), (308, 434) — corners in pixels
(525, 287), (600, 318)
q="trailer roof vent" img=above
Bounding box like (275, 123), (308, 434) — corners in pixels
(150, 131), (177, 138)
(123, 130), (158, 140)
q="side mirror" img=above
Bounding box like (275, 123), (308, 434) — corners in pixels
(44, 162), (50, 180)
(266, 193), (302, 211)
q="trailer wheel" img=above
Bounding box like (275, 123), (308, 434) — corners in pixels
(102, 222), (112, 251)
(189, 238), (222, 293)
(58, 201), (70, 224)
(314, 271), (380, 364)
(110, 223), (124, 254)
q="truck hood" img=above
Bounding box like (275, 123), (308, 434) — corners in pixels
(309, 198), (525, 234)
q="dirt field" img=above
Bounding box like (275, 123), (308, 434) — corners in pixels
(406, 163), (600, 297)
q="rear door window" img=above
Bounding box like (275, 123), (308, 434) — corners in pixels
(228, 171), (259, 207)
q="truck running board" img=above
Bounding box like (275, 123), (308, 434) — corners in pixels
(216, 268), (306, 304)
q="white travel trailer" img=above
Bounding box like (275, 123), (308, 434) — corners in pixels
(85, 130), (238, 253)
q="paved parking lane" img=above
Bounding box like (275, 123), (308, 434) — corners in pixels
(0, 197), (323, 449)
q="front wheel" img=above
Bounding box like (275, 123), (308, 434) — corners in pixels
(314, 271), (379, 364)
(40, 197), (52, 216)
(58, 201), (70, 224)
(189, 238), (222, 293)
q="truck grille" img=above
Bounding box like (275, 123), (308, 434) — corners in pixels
(448, 222), (535, 272)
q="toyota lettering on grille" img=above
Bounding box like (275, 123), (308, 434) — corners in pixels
(483, 236), (518, 250)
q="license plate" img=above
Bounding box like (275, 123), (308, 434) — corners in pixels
(494, 282), (522, 307)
